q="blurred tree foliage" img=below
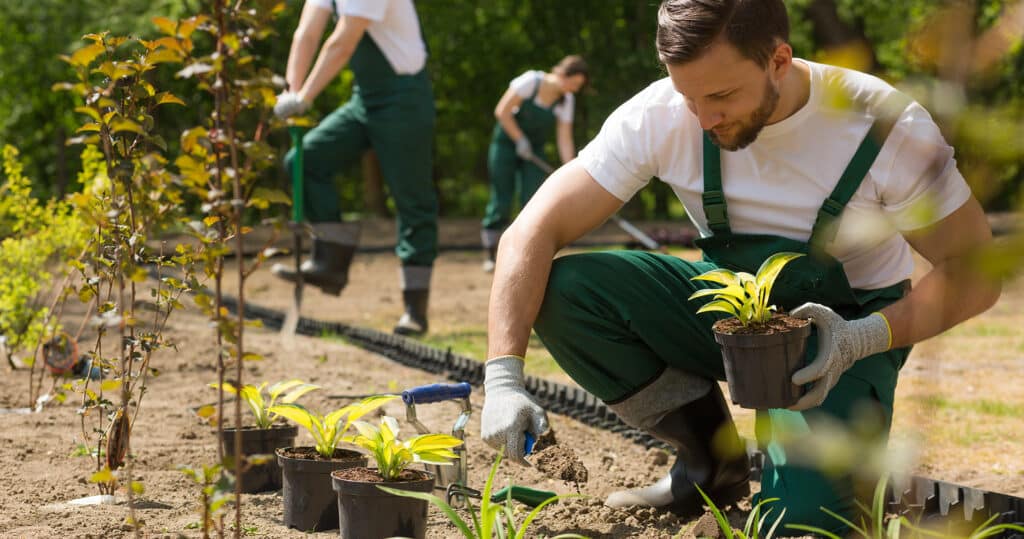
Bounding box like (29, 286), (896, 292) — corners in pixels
(0, 0), (1020, 217)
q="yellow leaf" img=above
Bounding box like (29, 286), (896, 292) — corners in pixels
(156, 92), (186, 106)
(69, 43), (106, 67)
(100, 380), (122, 392)
(195, 404), (216, 418)
(110, 119), (144, 135)
(130, 481), (145, 495)
(145, 48), (183, 66)
(90, 468), (114, 484)
(130, 267), (149, 283)
(152, 16), (177, 36)
(203, 215), (220, 227)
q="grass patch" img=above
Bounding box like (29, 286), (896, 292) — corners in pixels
(913, 394), (1024, 417)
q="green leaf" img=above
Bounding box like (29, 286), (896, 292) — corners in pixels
(267, 403), (316, 432)
(110, 119), (144, 135)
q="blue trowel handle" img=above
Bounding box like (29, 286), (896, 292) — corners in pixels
(524, 431), (536, 455)
(402, 382), (472, 405)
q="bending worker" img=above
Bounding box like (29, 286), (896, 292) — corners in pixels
(480, 56), (589, 272)
(272, 0), (437, 336)
(479, 0), (1000, 533)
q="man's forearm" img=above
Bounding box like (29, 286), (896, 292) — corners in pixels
(881, 256), (1001, 349)
(486, 227), (558, 359)
(286, 34), (319, 93)
(298, 37), (357, 103)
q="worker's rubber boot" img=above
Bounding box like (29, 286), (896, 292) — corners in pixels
(394, 289), (429, 336)
(605, 372), (749, 516)
(482, 245), (498, 273)
(271, 222), (359, 296)
(481, 229), (501, 273)
(394, 266), (431, 336)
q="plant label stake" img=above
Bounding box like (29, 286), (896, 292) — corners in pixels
(281, 126), (306, 337)
(525, 154), (664, 252)
(401, 382), (472, 503)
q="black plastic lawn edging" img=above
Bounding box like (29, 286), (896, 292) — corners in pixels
(221, 296), (1024, 535)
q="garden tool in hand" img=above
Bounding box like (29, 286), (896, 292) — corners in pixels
(525, 154), (664, 252)
(402, 382), (473, 497)
(443, 430), (557, 508)
(280, 126), (306, 337)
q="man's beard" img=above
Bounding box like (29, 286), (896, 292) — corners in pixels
(708, 79), (780, 151)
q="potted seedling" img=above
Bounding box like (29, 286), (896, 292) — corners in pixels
(688, 252), (810, 409)
(269, 394), (398, 531)
(206, 379), (319, 493)
(332, 415), (463, 539)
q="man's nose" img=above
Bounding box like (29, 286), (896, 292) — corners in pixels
(696, 107), (725, 130)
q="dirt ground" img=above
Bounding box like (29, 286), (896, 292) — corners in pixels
(1, 218), (1022, 538)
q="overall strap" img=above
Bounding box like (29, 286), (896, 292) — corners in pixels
(701, 131), (731, 234)
(529, 72), (543, 101)
(809, 92), (913, 252)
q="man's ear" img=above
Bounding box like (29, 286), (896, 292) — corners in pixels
(769, 41), (793, 81)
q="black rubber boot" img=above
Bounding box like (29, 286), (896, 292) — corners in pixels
(605, 385), (750, 516)
(393, 289), (429, 336)
(270, 239), (355, 296)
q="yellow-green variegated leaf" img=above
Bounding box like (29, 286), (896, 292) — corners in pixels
(267, 403), (316, 432)
(267, 379), (304, 400)
(406, 433), (463, 453)
(381, 416), (400, 443)
(280, 383), (319, 404)
(755, 252), (803, 314)
(345, 395), (399, 423)
(690, 268), (741, 287)
(695, 300), (740, 318)
(413, 450), (459, 465)
(688, 284), (747, 307)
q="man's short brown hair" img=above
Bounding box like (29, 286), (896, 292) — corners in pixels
(656, 0), (790, 67)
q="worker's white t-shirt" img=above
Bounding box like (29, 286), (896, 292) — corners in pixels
(308, 0), (427, 74)
(578, 60), (971, 290)
(510, 71), (576, 124)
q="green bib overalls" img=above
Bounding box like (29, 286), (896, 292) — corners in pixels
(533, 100), (912, 533)
(287, 34), (438, 267)
(482, 74), (560, 232)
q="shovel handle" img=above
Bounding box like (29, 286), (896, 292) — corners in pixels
(288, 126), (305, 223)
(402, 382), (472, 404)
(491, 485), (559, 507)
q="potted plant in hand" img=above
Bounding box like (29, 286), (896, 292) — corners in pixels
(207, 379), (318, 493)
(688, 252), (810, 409)
(269, 394), (398, 531)
(332, 415), (463, 539)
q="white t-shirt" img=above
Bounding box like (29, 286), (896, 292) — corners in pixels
(510, 70), (576, 124)
(308, 0), (427, 74)
(578, 60), (971, 290)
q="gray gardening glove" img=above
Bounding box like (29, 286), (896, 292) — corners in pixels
(514, 137), (533, 160)
(789, 303), (892, 411)
(274, 91), (310, 119)
(481, 355), (549, 464)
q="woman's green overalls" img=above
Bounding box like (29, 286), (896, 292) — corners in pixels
(286, 34), (438, 267)
(482, 74), (561, 235)
(533, 99), (912, 534)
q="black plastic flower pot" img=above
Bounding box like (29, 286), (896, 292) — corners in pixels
(332, 468), (435, 539)
(277, 447), (367, 531)
(713, 316), (812, 409)
(220, 425), (297, 493)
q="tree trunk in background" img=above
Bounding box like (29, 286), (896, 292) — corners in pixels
(361, 150), (389, 217)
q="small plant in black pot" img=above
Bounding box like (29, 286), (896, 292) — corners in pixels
(689, 252), (810, 409)
(332, 415), (463, 539)
(269, 395), (398, 531)
(207, 379), (318, 493)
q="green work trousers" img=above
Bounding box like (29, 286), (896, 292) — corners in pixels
(533, 250), (910, 534)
